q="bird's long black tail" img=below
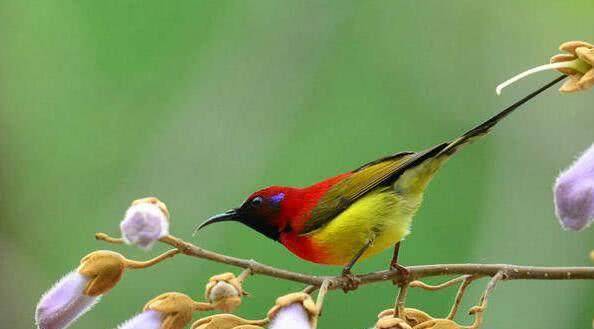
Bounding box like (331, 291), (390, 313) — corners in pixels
(393, 74), (566, 195)
(438, 74), (566, 156)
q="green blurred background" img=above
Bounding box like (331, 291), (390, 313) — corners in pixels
(1, 1), (593, 328)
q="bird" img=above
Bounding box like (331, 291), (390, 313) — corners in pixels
(195, 75), (565, 282)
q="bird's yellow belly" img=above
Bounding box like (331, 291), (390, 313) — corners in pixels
(307, 188), (423, 266)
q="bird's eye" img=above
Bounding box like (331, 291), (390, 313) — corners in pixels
(250, 196), (263, 207)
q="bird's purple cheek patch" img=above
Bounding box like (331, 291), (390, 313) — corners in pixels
(270, 193), (285, 204)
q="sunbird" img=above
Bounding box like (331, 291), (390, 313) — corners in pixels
(196, 76), (564, 279)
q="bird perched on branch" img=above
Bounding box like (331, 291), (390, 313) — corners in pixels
(196, 75), (565, 284)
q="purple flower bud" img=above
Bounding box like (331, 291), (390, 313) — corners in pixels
(120, 203), (169, 250)
(116, 310), (163, 329)
(554, 144), (594, 231)
(35, 271), (100, 329)
(269, 303), (312, 329)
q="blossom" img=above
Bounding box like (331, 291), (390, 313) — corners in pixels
(496, 40), (593, 94)
(120, 197), (170, 250)
(117, 310), (164, 329)
(554, 144), (594, 231)
(35, 272), (99, 329)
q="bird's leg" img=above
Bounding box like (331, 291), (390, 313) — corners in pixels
(340, 237), (374, 293)
(389, 241), (410, 286)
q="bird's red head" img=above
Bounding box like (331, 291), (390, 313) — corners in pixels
(195, 186), (301, 241)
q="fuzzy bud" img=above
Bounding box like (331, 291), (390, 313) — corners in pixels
(36, 251), (129, 329)
(204, 273), (244, 312)
(35, 271), (100, 329)
(120, 197), (170, 250)
(117, 310), (164, 329)
(267, 293), (318, 329)
(554, 144), (594, 231)
(191, 314), (268, 329)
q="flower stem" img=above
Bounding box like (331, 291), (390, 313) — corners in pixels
(124, 249), (180, 269)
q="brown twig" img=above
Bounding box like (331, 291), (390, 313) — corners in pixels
(448, 275), (477, 320)
(315, 280), (331, 314)
(467, 271), (506, 329)
(393, 283), (410, 318)
(302, 285), (317, 294)
(471, 271), (505, 314)
(95, 233), (594, 291)
(237, 268), (252, 282)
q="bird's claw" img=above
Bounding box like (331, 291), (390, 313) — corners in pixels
(340, 269), (361, 293)
(390, 263), (410, 286)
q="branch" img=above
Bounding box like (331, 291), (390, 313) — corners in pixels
(96, 233), (594, 291)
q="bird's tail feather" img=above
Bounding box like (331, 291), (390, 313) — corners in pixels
(438, 74), (566, 157)
(393, 74), (565, 195)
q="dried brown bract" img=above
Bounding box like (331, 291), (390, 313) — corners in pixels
(378, 308), (433, 328)
(204, 272), (246, 312)
(144, 292), (211, 329)
(77, 250), (127, 296)
(191, 314), (268, 329)
(132, 196), (170, 219)
(77, 249), (178, 296)
(553, 41), (594, 92)
(376, 317), (413, 329)
(375, 307), (481, 329)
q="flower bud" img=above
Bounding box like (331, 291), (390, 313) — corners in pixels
(204, 272), (244, 312)
(191, 314), (268, 329)
(77, 250), (127, 296)
(554, 144), (594, 231)
(35, 272), (99, 329)
(35, 251), (128, 328)
(117, 292), (210, 329)
(36, 249), (177, 329)
(117, 310), (163, 329)
(267, 293), (318, 329)
(121, 197), (170, 250)
(142, 292), (207, 329)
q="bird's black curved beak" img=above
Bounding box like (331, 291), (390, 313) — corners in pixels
(193, 208), (240, 236)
